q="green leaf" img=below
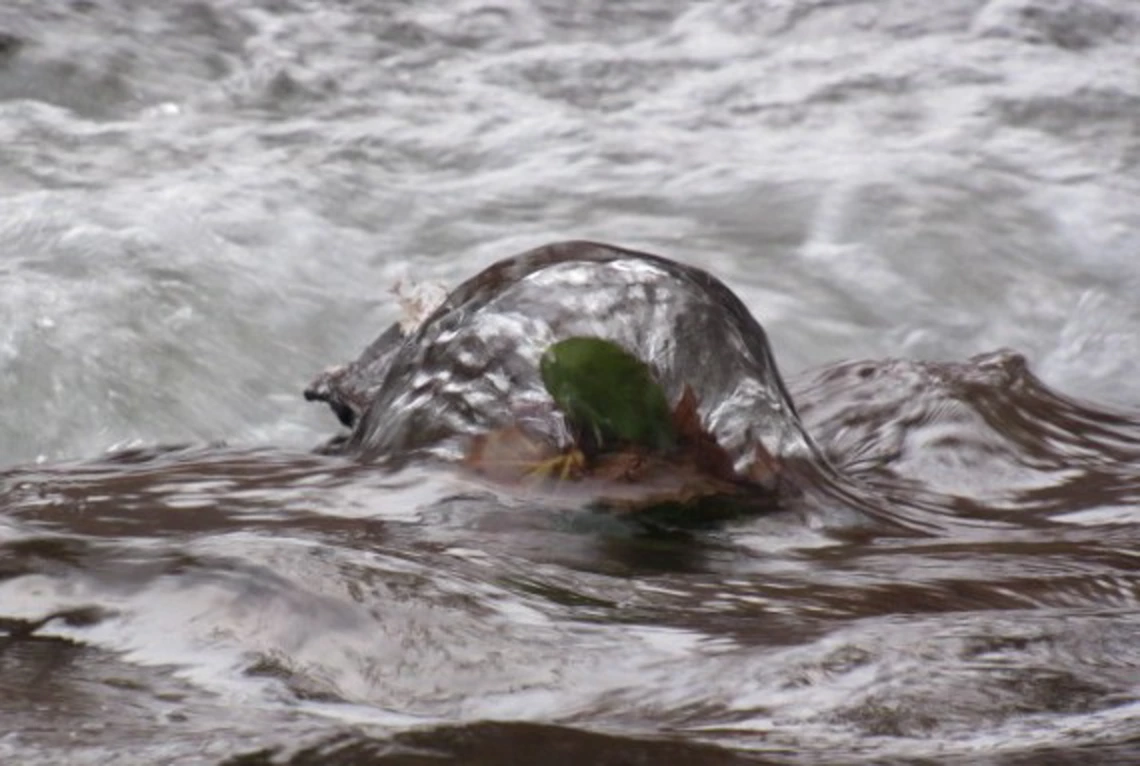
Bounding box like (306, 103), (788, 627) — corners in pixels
(540, 337), (676, 454)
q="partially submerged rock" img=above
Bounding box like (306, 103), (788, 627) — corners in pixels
(305, 240), (825, 514)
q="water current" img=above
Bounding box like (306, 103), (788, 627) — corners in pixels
(2, 1), (1140, 763)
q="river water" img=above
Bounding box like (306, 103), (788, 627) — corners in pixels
(2, 0), (1140, 763)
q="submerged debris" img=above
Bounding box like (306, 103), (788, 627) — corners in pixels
(464, 336), (782, 517)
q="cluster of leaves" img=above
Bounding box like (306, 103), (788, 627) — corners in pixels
(464, 337), (781, 515)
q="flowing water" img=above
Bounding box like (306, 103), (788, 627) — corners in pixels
(2, 0), (1140, 763)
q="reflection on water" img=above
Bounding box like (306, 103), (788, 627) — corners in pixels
(3, 352), (1139, 764)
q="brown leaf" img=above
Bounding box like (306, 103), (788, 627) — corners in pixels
(592, 450), (649, 482)
(671, 385), (704, 443)
(671, 385), (737, 482)
(464, 426), (557, 483)
(745, 442), (782, 490)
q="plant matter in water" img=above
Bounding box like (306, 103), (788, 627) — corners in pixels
(463, 336), (782, 518)
(540, 336), (676, 455)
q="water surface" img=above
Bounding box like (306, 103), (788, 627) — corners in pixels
(2, 0), (1140, 763)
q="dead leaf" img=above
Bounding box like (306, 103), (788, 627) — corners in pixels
(592, 450), (648, 482)
(671, 385), (703, 442)
(464, 426), (557, 483)
(745, 443), (782, 490)
(671, 385), (737, 482)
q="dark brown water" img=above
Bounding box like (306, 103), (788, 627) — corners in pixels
(3, 350), (1139, 764)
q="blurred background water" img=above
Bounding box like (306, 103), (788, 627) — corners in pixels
(2, 1), (1140, 764)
